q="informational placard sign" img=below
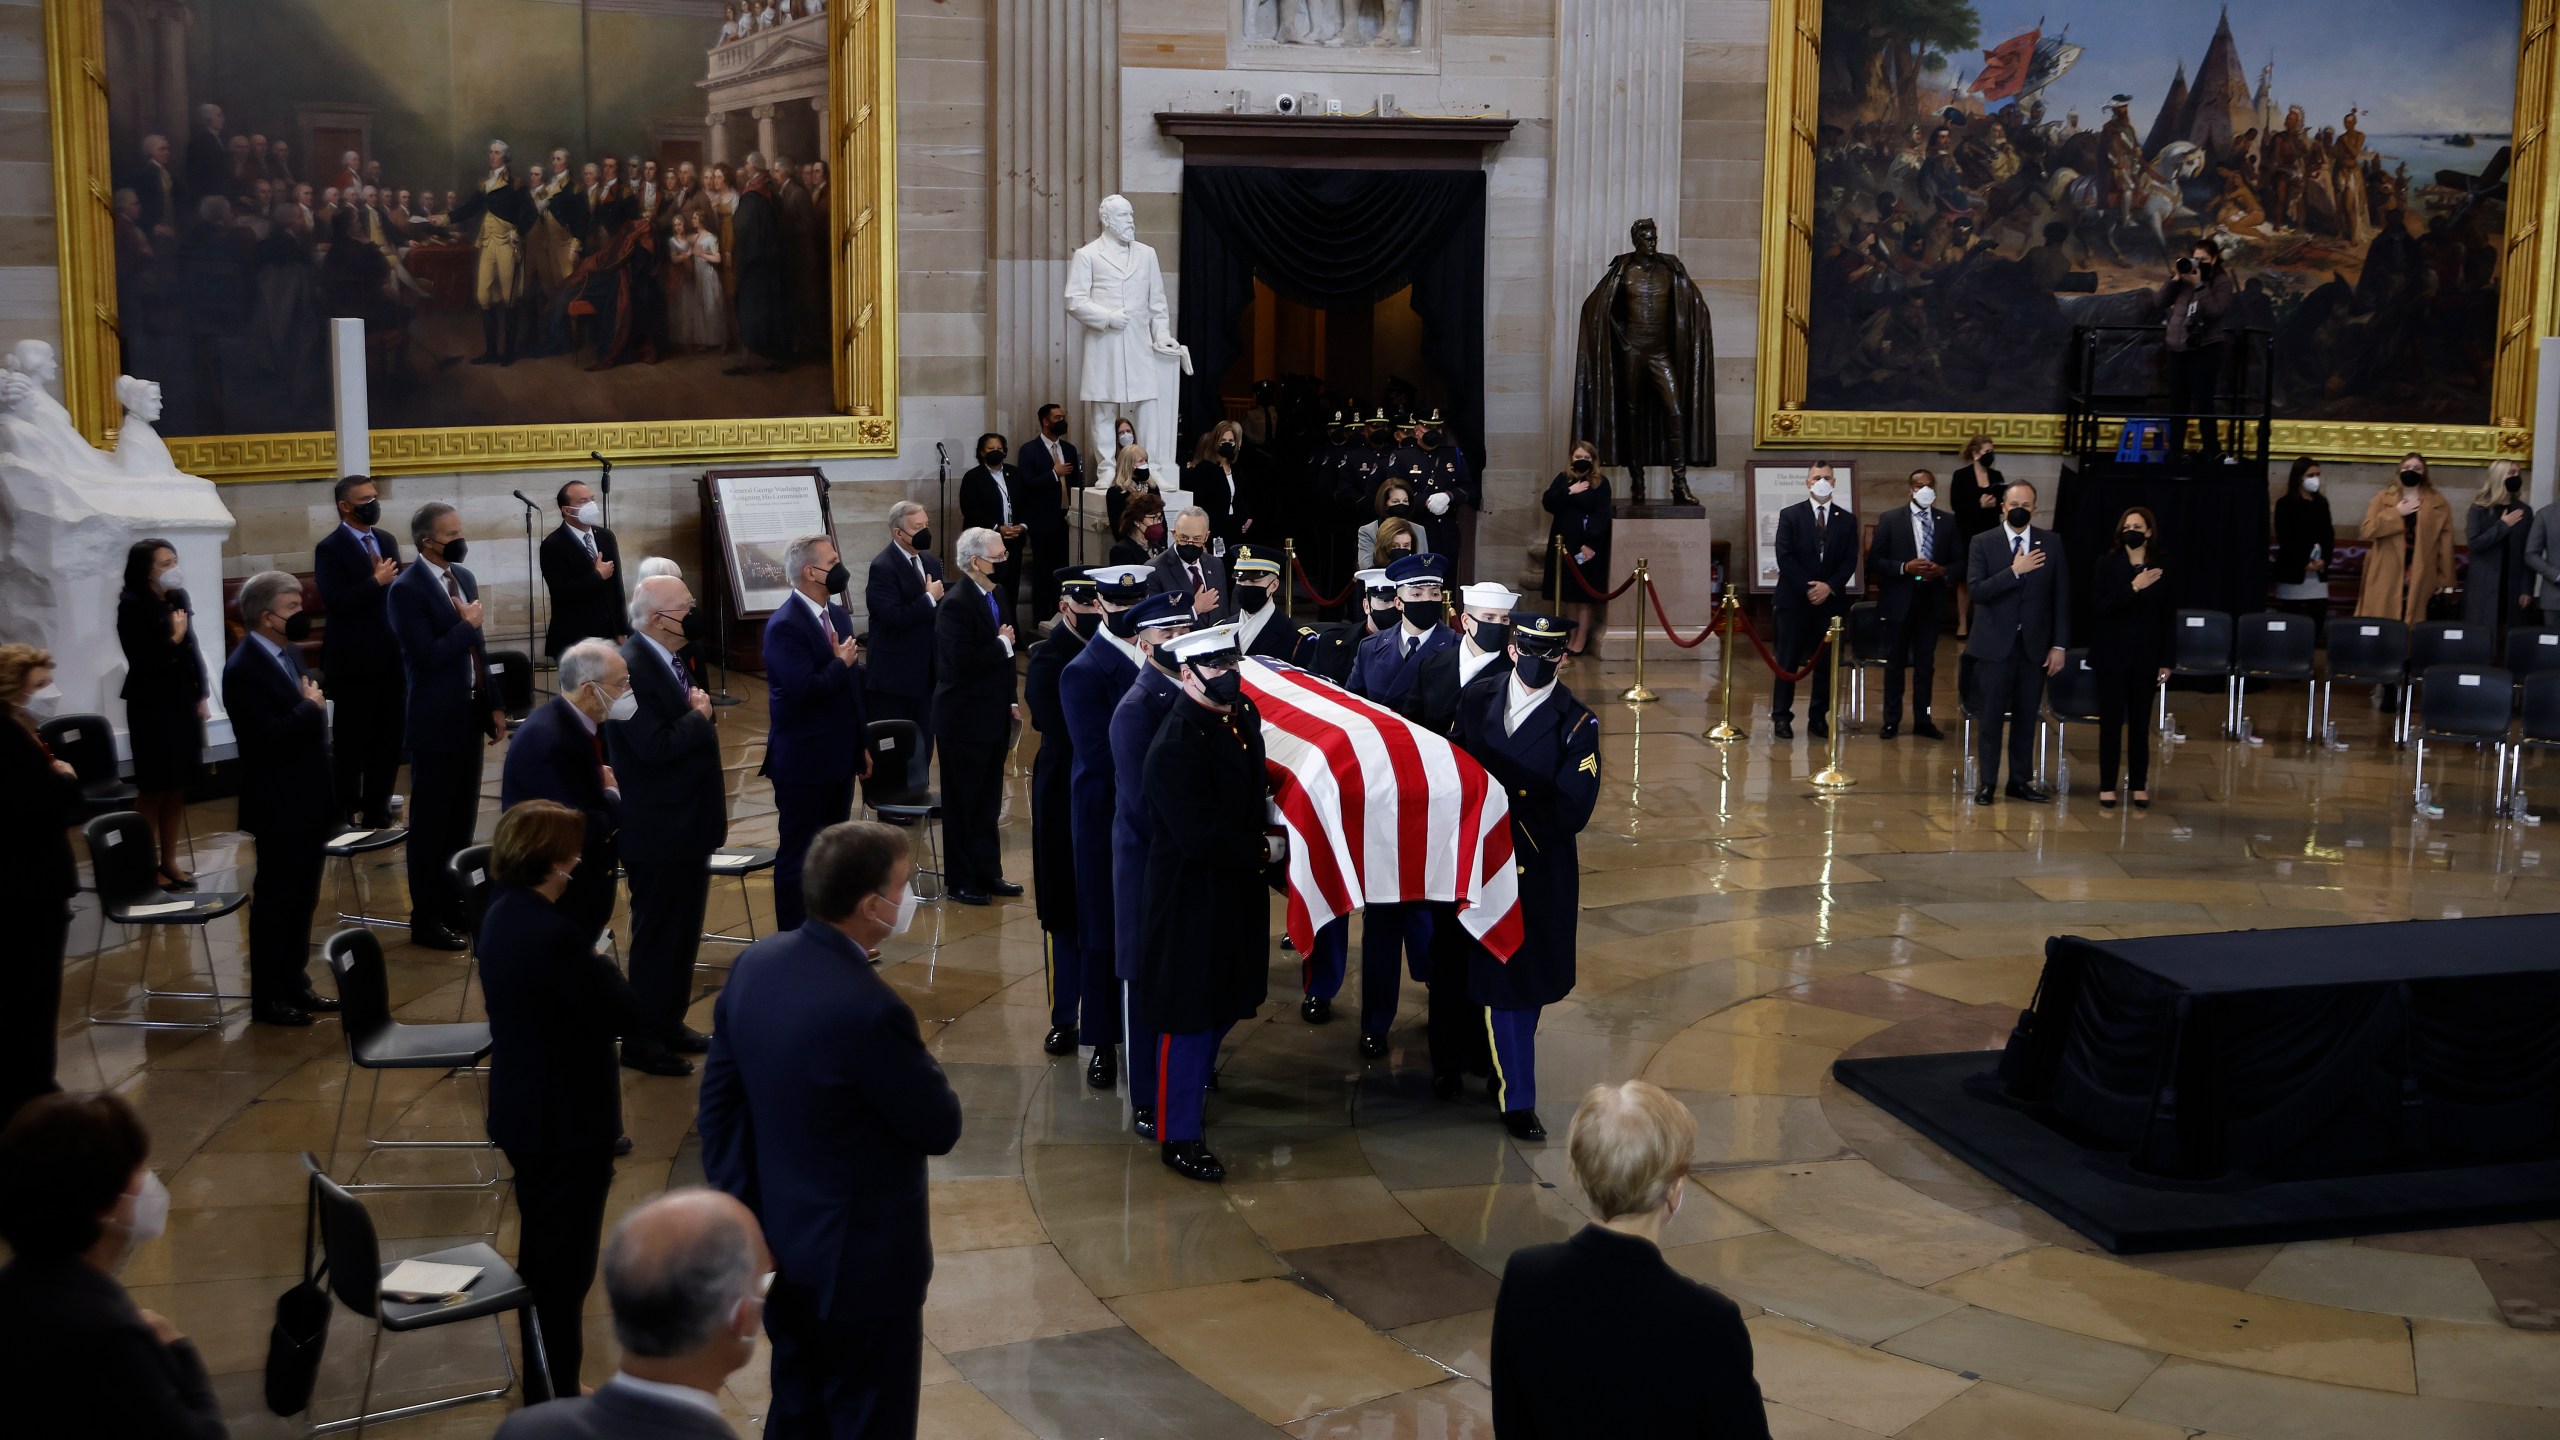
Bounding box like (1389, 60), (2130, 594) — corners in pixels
(1745, 460), (1861, 595)
(707, 469), (832, 617)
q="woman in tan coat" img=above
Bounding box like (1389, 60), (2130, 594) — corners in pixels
(2355, 452), (2457, 624)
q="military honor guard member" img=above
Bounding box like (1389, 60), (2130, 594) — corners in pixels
(1295, 564), (1404, 1022)
(1136, 624), (1277, 1183)
(1402, 580), (1518, 738)
(1026, 567), (1112, 1058)
(1343, 550), (1456, 1058)
(1055, 563), (1155, 1088)
(1106, 590), (1204, 1135)
(1229, 543), (1319, 664)
(1453, 611), (1601, 1140)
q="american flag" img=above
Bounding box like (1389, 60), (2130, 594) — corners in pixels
(1241, 658), (1523, 961)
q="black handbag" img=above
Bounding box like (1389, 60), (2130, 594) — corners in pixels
(263, 1177), (333, 1416)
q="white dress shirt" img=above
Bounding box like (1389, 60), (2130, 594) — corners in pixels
(1458, 639), (1503, 688)
(1236, 600), (1274, 654)
(1504, 673), (1555, 735)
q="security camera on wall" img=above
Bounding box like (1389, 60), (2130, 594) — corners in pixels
(1274, 92), (1301, 116)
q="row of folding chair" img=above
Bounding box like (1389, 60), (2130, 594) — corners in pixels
(2409, 667), (2560, 819)
(2160, 614), (2560, 747)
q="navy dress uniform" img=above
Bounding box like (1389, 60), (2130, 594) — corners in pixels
(1230, 544), (1319, 665)
(1136, 624), (1272, 1183)
(1455, 612), (1601, 1141)
(1056, 563), (1155, 1089)
(759, 580), (869, 933)
(1341, 551), (1456, 1056)
(1411, 582), (1520, 1090)
(1297, 565), (1398, 1021)
(1401, 580), (1519, 739)
(1026, 568), (1109, 1056)
(1107, 590), (1203, 1135)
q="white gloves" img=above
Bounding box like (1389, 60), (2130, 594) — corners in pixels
(1426, 491), (1453, 517)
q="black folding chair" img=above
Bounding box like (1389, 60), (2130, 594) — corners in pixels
(2159, 610), (2236, 741)
(322, 928), (498, 1192)
(2411, 664), (2514, 819)
(80, 811), (248, 1029)
(1841, 601), (1890, 729)
(863, 718), (946, 899)
(702, 848), (777, 948)
(449, 844), (495, 1020)
(302, 1155), (547, 1434)
(2406, 621), (2496, 749)
(329, 826), (413, 930)
(2509, 671), (2560, 825)
(2037, 648), (2100, 792)
(39, 712), (139, 819)
(486, 649), (536, 722)
(2507, 626), (2560, 686)
(2321, 616), (2408, 746)
(2233, 611), (2319, 744)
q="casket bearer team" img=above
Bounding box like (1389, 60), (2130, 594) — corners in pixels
(1294, 564), (1400, 1025)
(1407, 581), (1520, 1095)
(1055, 564), (1158, 1091)
(1453, 611), (1600, 1141)
(1343, 551), (1455, 1060)
(1228, 543), (1320, 664)
(1137, 624), (1279, 1183)
(1106, 591), (1205, 1139)
(1026, 567), (1115, 1059)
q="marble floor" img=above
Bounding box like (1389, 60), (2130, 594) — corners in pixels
(43, 644), (2560, 1439)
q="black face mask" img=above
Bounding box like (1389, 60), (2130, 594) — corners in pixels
(2507, 475), (2524, 495)
(350, 498), (382, 526)
(982, 450), (1004, 468)
(1174, 542), (1204, 564)
(1132, 468), (1152, 485)
(1070, 609), (1102, 639)
(1105, 607), (1139, 639)
(1514, 652), (1558, 689)
(1198, 669), (1244, 706)
(909, 526), (932, 551)
(1423, 429), (1444, 447)
(1470, 619), (1512, 653)
(2005, 506), (2033, 530)
(2120, 530), (2148, 550)
(1401, 598), (1444, 629)
(438, 536), (469, 565)
(1387, 502), (1415, 520)
(282, 610), (313, 642)
(1569, 458), (1594, 475)
(1367, 429), (1392, 446)
(822, 561), (851, 593)
(1149, 646), (1182, 676)
(1369, 603), (1401, 630)
(1047, 420), (1068, 439)
(1235, 586), (1269, 614)
(1216, 440), (1237, 458)
(679, 611), (703, 643)
(2401, 470), (2423, 487)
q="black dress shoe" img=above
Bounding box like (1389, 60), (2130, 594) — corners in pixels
(2004, 782), (2052, 804)
(1132, 1108), (1158, 1141)
(291, 990), (342, 1015)
(1043, 1024), (1079, 1057)
(1878, 721), (1899, 739)
(1809, 718), (1830, 739)
(621, 1044), (695, 1077)
(1974, 784), (1996, 805)
(1432, 1071), (1463, 1101)
(1501, 1109), (1547, 1141)
(988, 879), (1025, 898)
(409, 922), (469, 952)
(1358, 1032), (1388, 1060)
(613, 1135), (634, 1157)
(1912, 719), (1945, 740)
(1300, 996), (1332, 1025)
(1161, 1140), (1226, 1183)
(948, 889), (990, 907)
(252, 1000), (314, 1027)
(1771, 717), (1794, 740)
(671, 1026), (712, 1055)
(1086, 1048), (1117, 1089)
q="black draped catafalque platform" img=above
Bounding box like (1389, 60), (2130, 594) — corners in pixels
(1834, 915), (2560, 1253)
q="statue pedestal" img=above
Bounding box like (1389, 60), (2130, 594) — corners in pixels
(1603, 514), (1716, 659)
(0, 465), (238, 758)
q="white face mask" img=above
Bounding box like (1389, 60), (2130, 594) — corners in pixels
(158, 564), (185, 591)
(26, 681), (61, 715)
(1809, 478), (1835, 502)
(598, 683), (638, 723)
(1912, 486), (1936, 509)
(2302, 475), (2321, 494)
(111, 1170), (170, 1268)
(885, 883), (919, 937)
(574, 501), (603, 527)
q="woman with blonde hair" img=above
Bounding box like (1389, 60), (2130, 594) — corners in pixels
(1369, 516), (1421, 569)
(1357, 477), (1430, 563)
(1, 643), (83, 1122)
(2356, 452), (2456, 626)
(2464, 459), (2537, 650)
(1949, 433), (2003, 635)
(1105, 442), (1157, 539)
(1490, 1080), (1767, 1435)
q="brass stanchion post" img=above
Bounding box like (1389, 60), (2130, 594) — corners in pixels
(1811, 615), (1857, 790)
(1619, 557), (1657, 704)
(1283, 537), (1298, 619)
(1705, 589), (1742, 743)
(1549, 534), (1566, 610)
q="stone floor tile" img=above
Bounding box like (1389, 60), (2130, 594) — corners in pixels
(1878, 1305), (2167, 1411)
(1705, 1159), (2034, 1286)
(1284, 1377), (1494, 1439)
(916, 1380), (1040, 1439)
(1896, 1380), (2195, 1439)
(1643, 1026), (1839, 1096)
(952, 1326), (1275, 1439)
(2122, 1356), (2560, 1440)
(1744, 1314), (1976, 1434)
(1110, 1277), (1447, 1424)
(2248, 1240), (2504, 1325)
(1664, 1230), (1962, 1345)
(1231, 1174), (1425, 1252)
(930, 1176), (1048, 1254)
(1393, 1182), (1585, 1275)
(1761, 1399), (1888, 1438)
(2413, 1317), (2560, 1408)
(1022, 1142), (1286, 1297)
(1287, 1234), (1503, 1331)
(921, 1243), (1119, 1354)
(1389, 1308), (1492, 1383)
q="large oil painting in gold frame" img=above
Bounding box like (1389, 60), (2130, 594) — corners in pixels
(1755, 0), (2560, 462)
(44, 0), (898, 482)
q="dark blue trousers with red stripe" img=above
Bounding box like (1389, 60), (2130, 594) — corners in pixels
(1044, 932), (1118, 1038)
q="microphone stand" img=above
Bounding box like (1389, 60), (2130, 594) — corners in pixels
(708, 600), (742, 708)
(508, 489), (545, 696)
(590, 449), (614, 531)
(935, 441), (950, 569)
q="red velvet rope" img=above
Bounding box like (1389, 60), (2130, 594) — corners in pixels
(1721, 603), (1829, 680)
(1288, 554), (1358, 609)
(1562, 557), (1639, 603)
(1645, 583), (1721, 650)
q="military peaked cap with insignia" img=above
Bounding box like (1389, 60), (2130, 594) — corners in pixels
(1510, 610), (1573, 654)
(1083, 563), (1154, 604)
(1230, 543), (1282, 578)
(1056, 566), (1099, 599)
(1125, 591), (1201, 632)
(1166, 623), (1242, 667)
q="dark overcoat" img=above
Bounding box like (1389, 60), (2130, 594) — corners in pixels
(1456, 679), (1601, 1010)
(1023, 619), (1087, 934)
(1136, 693), (1272, 1033)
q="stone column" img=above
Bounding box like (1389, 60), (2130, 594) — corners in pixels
(154, 2), (191, 147)
(1546, 0), (1685, 448)
(708, 112), (729, 166)
(992, 0), (1121, 444)
(753, 104), (777, 160)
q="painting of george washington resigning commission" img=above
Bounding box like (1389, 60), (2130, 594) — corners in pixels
(66, 0), (894, 476)
(1773, 0), (2557, 454)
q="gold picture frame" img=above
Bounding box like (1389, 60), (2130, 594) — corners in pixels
(44, 0), (899, 482)
(1753, 0), (2560, 462)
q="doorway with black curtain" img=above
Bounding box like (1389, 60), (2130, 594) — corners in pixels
(1177, 167), (1487, 605)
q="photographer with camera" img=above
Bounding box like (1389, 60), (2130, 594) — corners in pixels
(2157, 237), (2239, 462)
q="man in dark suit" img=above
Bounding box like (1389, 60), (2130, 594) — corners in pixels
(492, 1189), (771, 1440)
(1015, 405), (1079, 617)
(610, 575), (727, 1076)
(315, 474), (406, 829)
(222, 572), (344, 1026)
(933, 527), (1021, 905)
(499, 639), (627, 944)
(1025, 568), (1106, 1059)
(389, 502), (509, 949)
(1147, 506), (1232, 621)
(958, 433), (1027, 630)
(184, 103), (230, 207)
(862, 501), (942, 790)
(760, 534), (870, 932)
(698, 822), (962, 1440)
(540, 479), (628, 658)
(1769, 463), (1859, 740)
(1964, 480), (2070, 804)
(1866, 467), (1960, 739)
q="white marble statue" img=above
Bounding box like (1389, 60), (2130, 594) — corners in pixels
(113, 376), (178, 479)
(1066, 195), (1187, 488)
(0, 341), (117, 480)
(1253, 0), (1414, 46)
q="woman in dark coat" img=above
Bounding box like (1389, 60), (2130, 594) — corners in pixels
(114, 539), (206, 888)
(2464, 461), (2538, 652)
(1, 644), (82, 1125)
(478, 799), (654, 1399)
(1948, 433), (2003, 635)
(2088, 507), (2176, 809)
(1108, 490), (1165, 568)
(1541, 438), (1614, 657)
(2271, 456), (2334, 641)
(1186, 420), (1249, 544)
